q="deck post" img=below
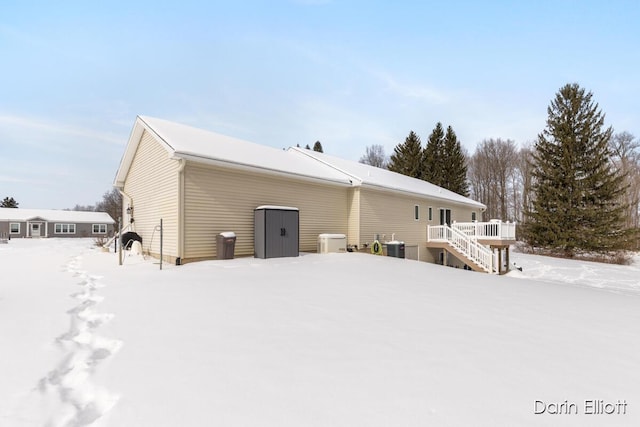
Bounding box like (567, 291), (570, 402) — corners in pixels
(505, 246), (510, 273)
(489, 248), (493, 274)
(118, 217), (123, 266)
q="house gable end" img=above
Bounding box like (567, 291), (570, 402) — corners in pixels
(114, 116), (176, 189)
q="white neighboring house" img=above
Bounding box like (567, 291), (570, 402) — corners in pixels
(114, 116), (515, 272)
(0, 208), (115, 239)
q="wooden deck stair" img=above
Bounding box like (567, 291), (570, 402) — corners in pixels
(443, 244), (488, 273)
(427, 221), (516, 274)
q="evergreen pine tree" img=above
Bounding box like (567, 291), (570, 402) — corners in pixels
(388, 131), (423, 179)
(422, 123), (445, 185)
(441, 126), (469, 196)
(525, 83), (628, 256)
(1, 197), (19, 208)
(313, 141), (324, 153)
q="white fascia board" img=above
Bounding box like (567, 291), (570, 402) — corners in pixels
(173, 152), (354, 188)
(113, 119), (144, 188)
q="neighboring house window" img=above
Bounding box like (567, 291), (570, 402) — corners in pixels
(428, 207), (433, 221)
(55, 224), (76, 234)
(414, 205), (420, 221)
(9, 223), (20, 234)
(472, 212), (477, 221)
(93, 224), (107, 234)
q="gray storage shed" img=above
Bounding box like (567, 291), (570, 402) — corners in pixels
(254, 206), (299, 259)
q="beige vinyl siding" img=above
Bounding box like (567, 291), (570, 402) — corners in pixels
(123, 130), (180, 260)
(359, 189), (427, 246)
(183, 162), (348, 261)
(347, 188), (360, 246)
(358, 188), (477, 260)
(434, 204), (478, 224)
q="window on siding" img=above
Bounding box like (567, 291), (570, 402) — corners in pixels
(93, 224), (107, 234)
(428, 207), (433, 221)
(414, 205), (420, 221)
(55, 223), (76, 234)
(10, 223), (20, 233)
(472, 212), (477, 221)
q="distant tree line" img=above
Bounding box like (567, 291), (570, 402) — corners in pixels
(358, 83), (640, 257)
(296, 141), (324, 153)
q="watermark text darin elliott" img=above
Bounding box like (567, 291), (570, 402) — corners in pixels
(534, 400), (627, 415)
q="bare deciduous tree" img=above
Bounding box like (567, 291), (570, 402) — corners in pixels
(516, 144), (535, 223)
(95, 188), (123, 228)
(68, 189), (123, 231)
(72, 204), (95, 211)
(609, 131), (640, 247)
(359, 144), (389, 169)
(468, 138), (519, 221)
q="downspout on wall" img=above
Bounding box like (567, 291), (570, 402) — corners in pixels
(177, 159), (186, 265)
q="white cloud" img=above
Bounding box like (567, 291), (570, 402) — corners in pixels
(365, 69), (450, 105)
(0, 175), (29, 183)
(0, 114), (123, 146)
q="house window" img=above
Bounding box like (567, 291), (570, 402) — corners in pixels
(55, 223), (76, 234)
(472, 212), (477, 221)
(414, 205), (420, 221)
(428, 207), (433, 221)
(9, 223), (20, 234)
(93, 224), (107, 234)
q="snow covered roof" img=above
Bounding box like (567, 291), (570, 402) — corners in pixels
(114, 116), (353, 188)
(0, 208), (115, 224)
(114, 116), (485, 210)
(289, 147), (486, 209)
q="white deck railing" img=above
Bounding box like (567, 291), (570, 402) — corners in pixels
(427, 225), (495, 273)
(451, 220), (516, 241)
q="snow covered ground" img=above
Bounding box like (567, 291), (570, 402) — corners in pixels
(1, 238), (639, 426)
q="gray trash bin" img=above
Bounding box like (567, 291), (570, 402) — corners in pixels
(216, 232), (236, 260)
(386, 241), (405, 258)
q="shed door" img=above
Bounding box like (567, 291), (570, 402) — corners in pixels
(265, 210), (284, 258)
(281, 210), (299, 257)
(264, 210), (299, 258)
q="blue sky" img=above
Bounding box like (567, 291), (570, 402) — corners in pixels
(1, 0), (639, 209)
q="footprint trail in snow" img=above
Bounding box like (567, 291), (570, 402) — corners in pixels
(39, 255), (122, 427)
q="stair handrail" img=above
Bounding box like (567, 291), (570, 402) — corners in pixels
(447, 225), (494, 273)
(103, 223), (132, 249)
(427, 225), (495, 273)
